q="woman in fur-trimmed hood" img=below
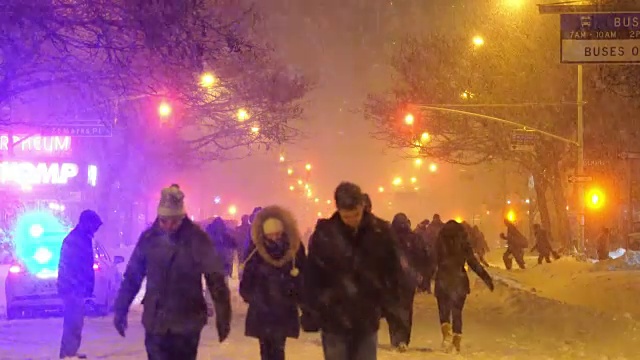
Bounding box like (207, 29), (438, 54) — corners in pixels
(240, 205), (307, 360)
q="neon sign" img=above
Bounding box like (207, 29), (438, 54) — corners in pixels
(0, 135), (71, 154)
(0, 162), (79, 188)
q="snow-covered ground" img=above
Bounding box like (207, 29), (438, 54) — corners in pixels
(1, 258), (639, 360)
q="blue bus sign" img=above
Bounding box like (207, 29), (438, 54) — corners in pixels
(561, 13), (640, 63)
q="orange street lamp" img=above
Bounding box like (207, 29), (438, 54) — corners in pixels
(305, 163), (312, 171)
(404, 113), (415, 125)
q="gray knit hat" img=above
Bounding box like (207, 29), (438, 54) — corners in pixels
(158, 184), (186, 217)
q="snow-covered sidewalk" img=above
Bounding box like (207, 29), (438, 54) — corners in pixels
(0, 273), (638, 359)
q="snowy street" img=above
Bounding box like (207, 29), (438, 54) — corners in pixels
(1, 256), (639, 360)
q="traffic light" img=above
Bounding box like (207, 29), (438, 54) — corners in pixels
(586, 187), (605, 210)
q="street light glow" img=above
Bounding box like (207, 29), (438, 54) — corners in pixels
(392, 177), (402, 186)
(410, 177), (417, 184)
(287, 168), (293, 175)
(378, 186), (385, 193)
(506, 210), (516, 223)
(472, 35), (485, 47)
(414, 158), (423, 167)
(305, 163), (312, 171)
(250, 126), (260, 133)
(429, 163), (438, 172)
(404, 113), (415, 125)
(289, 185), (295, 191)
(279, 154), (285, 162)
(586, 187), (605, 210)
(158, 101), (172, 117)
(228, 205), (237, 216)
(237, 108), (250, 122)
(200, 72), (217, 88)
(420, 132), (430, 142)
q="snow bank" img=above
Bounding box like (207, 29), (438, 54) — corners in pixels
(594, 250), (640, 271)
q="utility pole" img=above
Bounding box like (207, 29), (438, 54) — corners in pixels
(577, 64), (585, 253)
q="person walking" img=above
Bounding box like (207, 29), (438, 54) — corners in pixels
(302, 182), (404, 360)
(240, 206), (306, 360)
(113, 184), (231, 360)
(432, 220), (494, 353)
(57, 210), (103, 360)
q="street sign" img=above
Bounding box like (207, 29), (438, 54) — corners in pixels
(619, 151), (640, 160)
(568, 175), (593, 183)
(561, 13), (640, 64)
(41, 122), (113, 137)
(509, 129), (538, 152)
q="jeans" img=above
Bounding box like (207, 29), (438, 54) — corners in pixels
(436, 293), (467, 334)
(321, 331), (377, 360)
(145, 331), (201, 360)
(59, 294), (85, 359)
(259, 336), (286, 360)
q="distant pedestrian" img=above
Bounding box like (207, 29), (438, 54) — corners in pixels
(57, 210), (103, 360)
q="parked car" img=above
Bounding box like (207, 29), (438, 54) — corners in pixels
(4, 240), (124, 319)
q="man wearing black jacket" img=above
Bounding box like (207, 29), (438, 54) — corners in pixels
(57, 209), (103, 359)
(113, 184), (231, 360)
(302, 182), (404, 360)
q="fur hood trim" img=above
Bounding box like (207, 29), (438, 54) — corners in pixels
(250, 205), (301, 268)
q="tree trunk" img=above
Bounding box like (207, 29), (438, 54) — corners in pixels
(550, 164), (572, 248)
(533, 172), (552, 234)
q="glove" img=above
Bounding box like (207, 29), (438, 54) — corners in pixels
(483, 275), (494, 292)
(300, 309), (320, 332)
(113, 313), (127, 337)
(216, 317), (231, 342)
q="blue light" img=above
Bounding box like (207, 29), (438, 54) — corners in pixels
(13, 210), (69, 274)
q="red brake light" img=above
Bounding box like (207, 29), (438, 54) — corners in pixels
(9, 265), (22, 274)
(93, 263), (99, 271)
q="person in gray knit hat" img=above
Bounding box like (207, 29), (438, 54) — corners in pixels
(113, 184), (231, 360)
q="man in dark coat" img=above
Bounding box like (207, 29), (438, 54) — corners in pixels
(500, 219), (527, 270)
(386, 213), (429, 352)
(531, 224), (558, 264)
(302, 182), (404, 360)
(420, 214), (444, 292)
(57, 209), (103, 359)
(113, 184), (231, 360)
(206, 217), (237, 277)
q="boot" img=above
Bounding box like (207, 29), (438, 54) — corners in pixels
(451, 333), (462, 353)
(440, 323), (452, 348)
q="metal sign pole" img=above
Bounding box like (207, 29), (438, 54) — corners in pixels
(577, 64), (585, 253)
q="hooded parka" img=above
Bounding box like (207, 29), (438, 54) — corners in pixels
(240, 206), (307, 339)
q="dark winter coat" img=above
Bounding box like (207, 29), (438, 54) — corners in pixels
(532, 228), (552, 255)
(390, 223), (429, 290)
(114, 217), (231, 335)
(206, 218), (237, 277)
(236, 222), (252, 262)
(434, 224), (492, 297)
(471, 227), (489, 256)
(505, 223), (528, 249)
(57, 227), (95, 297)
(302, 211), (404, 334)
(240, 206), (306, 339)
